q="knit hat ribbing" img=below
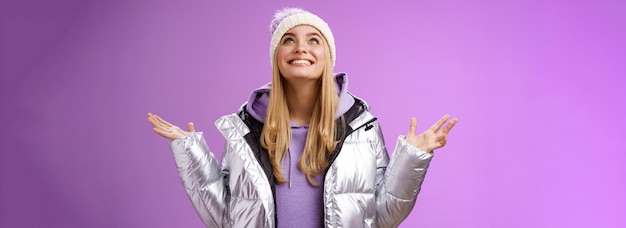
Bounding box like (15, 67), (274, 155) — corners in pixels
(269, 8), (336, 67)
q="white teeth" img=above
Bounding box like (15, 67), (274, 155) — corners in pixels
(291, 60), (311, 65)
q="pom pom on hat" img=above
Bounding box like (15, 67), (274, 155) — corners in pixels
(269, 8), (336, 67)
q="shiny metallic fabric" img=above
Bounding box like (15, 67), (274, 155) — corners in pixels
(170, 105), (433, 228)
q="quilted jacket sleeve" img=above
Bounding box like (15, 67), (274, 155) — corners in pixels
(372, 124), (434, 227)
(170, 132), (230, 227)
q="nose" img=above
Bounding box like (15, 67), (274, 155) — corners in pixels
(294, 42), (308, 54)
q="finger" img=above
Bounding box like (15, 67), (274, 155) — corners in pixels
(442, 118), (458, 134)
(149, 116), (169, 129)
(153, 127), (174, 140)
(187, 122), (195, 132)
(407, 117), (417, 136)
(434, 135), (447, 149)
(147, 113), (163, 126)
(152, 114), (173, 128)
(147, 114), (162, 128)
(429, 114), (450, 132)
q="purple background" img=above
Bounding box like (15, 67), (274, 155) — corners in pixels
(1, 0), (625, 227)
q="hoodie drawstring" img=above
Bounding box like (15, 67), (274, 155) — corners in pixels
(288, 149), (292, 188)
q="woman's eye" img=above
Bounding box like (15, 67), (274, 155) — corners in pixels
(282, 38), (294, 44)
(309, 38), (319, 44)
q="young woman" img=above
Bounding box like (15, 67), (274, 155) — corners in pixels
(148, 8), (457, 228)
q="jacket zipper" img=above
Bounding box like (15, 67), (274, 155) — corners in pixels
(325, 117), (377, 171)
(321, 117), (377, 226)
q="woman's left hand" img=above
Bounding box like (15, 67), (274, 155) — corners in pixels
(406, 114), (458, 153)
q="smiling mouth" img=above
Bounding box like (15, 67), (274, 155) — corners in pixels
(289, 59), (312, 65)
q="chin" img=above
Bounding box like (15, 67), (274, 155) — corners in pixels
(283, 71), (323, 80)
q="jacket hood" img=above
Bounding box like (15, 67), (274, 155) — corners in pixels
(245, 73), (355, 123)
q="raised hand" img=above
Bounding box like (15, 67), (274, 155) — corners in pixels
(147, 113), (195, 140)
(406, 115), (458, 153)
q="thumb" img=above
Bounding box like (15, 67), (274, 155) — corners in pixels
(187, 122), (195, 132)
(407, 117), (417, 136)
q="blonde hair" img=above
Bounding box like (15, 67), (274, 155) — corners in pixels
(260, 36), (339, 186)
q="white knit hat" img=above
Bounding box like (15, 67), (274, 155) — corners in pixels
(269, 8), (336, 67)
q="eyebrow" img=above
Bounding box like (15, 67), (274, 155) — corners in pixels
(283, 32), (322, 37)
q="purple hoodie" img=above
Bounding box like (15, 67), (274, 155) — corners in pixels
(245, 73), (355, 227)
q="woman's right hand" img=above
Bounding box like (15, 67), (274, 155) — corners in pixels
(147, 113), (195, 140)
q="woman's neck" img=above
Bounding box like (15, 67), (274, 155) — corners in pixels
(284, 80), (319, 126)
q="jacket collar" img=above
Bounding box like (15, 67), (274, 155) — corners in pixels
(217, 94), (374, 143)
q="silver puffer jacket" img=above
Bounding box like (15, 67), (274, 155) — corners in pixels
(169, 98), (433, 228)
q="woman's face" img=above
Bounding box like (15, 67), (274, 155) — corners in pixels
(276, 25), (326, 82)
